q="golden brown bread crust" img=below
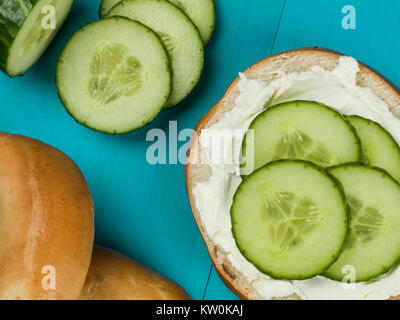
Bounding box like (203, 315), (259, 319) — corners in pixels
(79, 246), (191, 300)
(185, 47), (400, 300)
(0, 133), (94, 300)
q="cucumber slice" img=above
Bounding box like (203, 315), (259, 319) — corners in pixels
(241, 101), (361, 175)
(0, 0), (74, 77)
(168, 0), (215, 45)
(346, 115), (400, 182)
(231, 160), (349, 280)
(99, 0), (216, 45)
(56, 17), (172, 134)
(106, 0), (204, 108)
(325, 164), (400, 282)
(99, 0), (120, 18)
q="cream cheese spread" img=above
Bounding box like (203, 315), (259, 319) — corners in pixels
(192, 56), (400, 300)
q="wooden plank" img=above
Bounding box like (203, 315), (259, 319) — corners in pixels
(202, 0), (286, 299)
(0, 0), (287, 300)
(203, 267), (239, 300)
(204, 0), (400, 299)
(0, 0), (212, 299)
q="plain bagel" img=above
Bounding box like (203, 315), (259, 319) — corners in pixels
(79, 246), (191, 300)
(0, 133), (94, 300)
(184, 47), (400, 300)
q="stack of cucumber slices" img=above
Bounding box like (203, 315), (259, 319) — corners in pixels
(56, 0), (215, 134)
(233, 100), (400, 282)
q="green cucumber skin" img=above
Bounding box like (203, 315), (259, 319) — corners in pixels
(56, 17), (173, 134)
(241, 100), (362, 175)
(206, 0), (216, 45)
(0, 15), (16, 70)
(106, 0), (204, 108)
(346, 115), (400, 181)
(162, 0), (204, 107)
(0, 0), (37, 75)
(231, 159), (351, 280)
(199, 0), (216, 45)
(98, 0), (119, 18)
(0, 0), (41, 28)
(325, 163), (400, 282)
(0, 0), (73, 77)
(169, 0), (216, 46)
(346, 115), (400, 154)
(99, 0), (216, 46)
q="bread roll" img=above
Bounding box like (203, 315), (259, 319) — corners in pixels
(80, 246), (191, 300)
(185, 48), (400, 300)
(0, 133), (94, 300)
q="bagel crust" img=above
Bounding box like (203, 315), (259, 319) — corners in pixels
(79, 246), (191, 300)
(185, 47), (400, 300)
(0, 133), (94, 300)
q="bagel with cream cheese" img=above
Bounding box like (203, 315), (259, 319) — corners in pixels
(185, 48), (400, 300)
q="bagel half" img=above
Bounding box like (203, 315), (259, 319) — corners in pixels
(185, 47), (400, 300)
(79, 246), (191, 300)
(0, 133), (94, 300)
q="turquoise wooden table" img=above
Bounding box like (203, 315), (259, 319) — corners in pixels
(1, 0), (399, 300)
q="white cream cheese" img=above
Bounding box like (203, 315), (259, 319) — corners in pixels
(192, 56), (400, 300)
